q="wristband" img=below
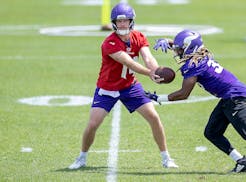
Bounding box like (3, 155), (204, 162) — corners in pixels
(157, 95), (169, 102)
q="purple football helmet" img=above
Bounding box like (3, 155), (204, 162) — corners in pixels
(173, 30), (204, 61)
(111, 3), (136, 35)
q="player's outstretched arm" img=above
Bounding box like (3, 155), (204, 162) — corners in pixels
(109, 51), (150, 75)
(139, 46), (165, 83)
(145, 76), (197, 103)
(109, 50), (162, 83)
(140, 46), (159, 70)
(168, 76), (197, 101)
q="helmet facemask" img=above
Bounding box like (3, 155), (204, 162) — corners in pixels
(112, 18), (134, 35)
(172, 46), (184, 64)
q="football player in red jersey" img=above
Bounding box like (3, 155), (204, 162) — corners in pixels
(68, 2), (178, 169)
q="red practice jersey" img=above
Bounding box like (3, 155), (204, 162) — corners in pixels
(97, 30), (149, 91)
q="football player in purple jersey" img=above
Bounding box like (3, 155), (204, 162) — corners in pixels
(145, 30), (246, 172)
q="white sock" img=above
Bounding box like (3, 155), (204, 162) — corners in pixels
(229, 149), (243, 162)
(161, 151), (170, 160)
(79, 151), (88, 158)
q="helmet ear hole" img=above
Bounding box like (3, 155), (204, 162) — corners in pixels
(111, 20), (117, 30)
(129, 19), (134, 30)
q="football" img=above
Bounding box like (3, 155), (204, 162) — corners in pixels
(155, 66), (176, 84)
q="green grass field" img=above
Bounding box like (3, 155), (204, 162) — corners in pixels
(1, 0), (245, 181)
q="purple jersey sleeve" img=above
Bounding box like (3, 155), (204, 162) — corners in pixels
(180, 57), (246, 99)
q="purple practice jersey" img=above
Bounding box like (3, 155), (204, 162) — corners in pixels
(180, 56), (246, 99)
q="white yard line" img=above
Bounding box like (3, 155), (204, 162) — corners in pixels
(2, 54), (245, 61)
(18, 95), (217, 107)
(0, 24), (223, 37)
(106, 101), (121, 182)
(0, 55), (99, 60)
(61, 0), (190, 6)
(90, 149), (141, 153)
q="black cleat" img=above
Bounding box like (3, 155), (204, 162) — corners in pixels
(231, 156), (246, 173)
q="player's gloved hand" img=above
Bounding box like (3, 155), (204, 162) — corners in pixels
(153, 38), (172, 53)
(144, 91), (161, 105)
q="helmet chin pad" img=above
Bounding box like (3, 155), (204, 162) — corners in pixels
(116, 29), (130, 35)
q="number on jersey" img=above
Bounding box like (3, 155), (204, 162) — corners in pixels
(207, 59), (223, 73)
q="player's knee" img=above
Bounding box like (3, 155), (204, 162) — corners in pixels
(146, 113), (162, 127)
(150, 113), (161, 123)
(87, 120), (100, 131)
(204, 128), (214, 141)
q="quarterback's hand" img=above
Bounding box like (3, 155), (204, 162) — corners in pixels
(153, 38), (172, 53)
(144, 91), (161, 105)
(149, 69), (164, 83)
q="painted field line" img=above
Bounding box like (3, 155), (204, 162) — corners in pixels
(0, 24), (223, 36)
(18, 95), (217, 107)
(2, 54), (246, 61)
(39, 24), (222, 37)
(90, 149), (141, 153)
(0, 55), (99, 60)
(62, 0), (190, 6)
(156, 95), (217, 105)
(107, 101), (121, 182)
